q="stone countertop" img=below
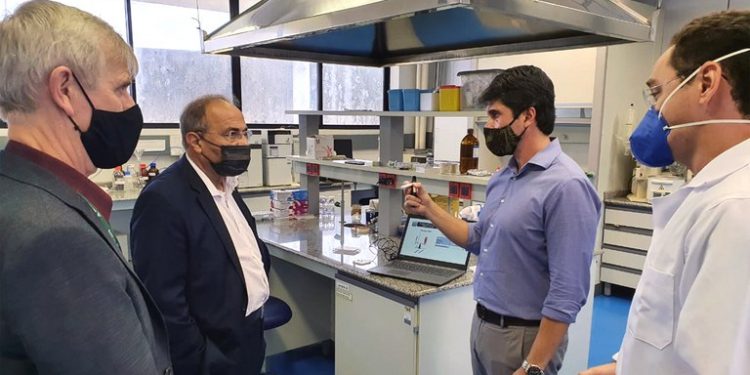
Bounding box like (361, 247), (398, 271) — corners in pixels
(254, 216), (476, 299)
(604, 196), (652, 211)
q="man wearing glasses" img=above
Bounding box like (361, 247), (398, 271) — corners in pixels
(131, 95), (270, 375)
(581, 10), (750, 375)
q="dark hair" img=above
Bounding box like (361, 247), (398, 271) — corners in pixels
(179, 95), (231, 148)
(477, 65), (556, 135)
(670, 10), (750, 116)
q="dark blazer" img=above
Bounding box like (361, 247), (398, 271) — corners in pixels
(130, 156), (270, 375)
(0, 150), (172, 375)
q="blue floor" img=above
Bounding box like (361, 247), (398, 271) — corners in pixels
(265, 342), (334, 375)
(588, 288), (633, 367)
(267, 289), (633, 374)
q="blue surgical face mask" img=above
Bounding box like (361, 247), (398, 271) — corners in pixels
(630, 48), (750, 168)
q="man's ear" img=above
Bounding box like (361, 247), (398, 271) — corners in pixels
(48, 66), (77, 117)
(185, 132), (203, 154)
(524, 107), (537, 128)
(698, 62), (722, 106)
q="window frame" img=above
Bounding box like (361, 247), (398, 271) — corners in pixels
(0, 0), (388, 130)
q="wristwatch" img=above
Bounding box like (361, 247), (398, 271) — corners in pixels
(522, 360), (545, 375)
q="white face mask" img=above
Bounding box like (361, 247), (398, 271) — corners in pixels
(659, 47), (750, 131)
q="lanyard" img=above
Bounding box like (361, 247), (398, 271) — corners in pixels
(82, 197), (122, 251)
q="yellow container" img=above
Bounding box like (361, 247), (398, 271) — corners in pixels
(439, 85), (461, 111)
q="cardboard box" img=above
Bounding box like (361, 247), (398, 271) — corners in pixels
(306, 135), (334, 159)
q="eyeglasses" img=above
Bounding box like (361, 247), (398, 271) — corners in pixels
(642, 76), (682, 106)
(198, 129), (251, 141)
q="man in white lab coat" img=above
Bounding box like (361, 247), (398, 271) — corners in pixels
(581, 10), (750, 375)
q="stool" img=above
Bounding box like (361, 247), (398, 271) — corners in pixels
(263, 296), (292, 330)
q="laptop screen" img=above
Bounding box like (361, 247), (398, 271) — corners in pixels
(399, 216), (468, 266)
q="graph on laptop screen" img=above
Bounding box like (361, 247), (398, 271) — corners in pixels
(400, 217), (467, 265)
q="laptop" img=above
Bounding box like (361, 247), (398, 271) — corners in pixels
(368, 216), (470, 286)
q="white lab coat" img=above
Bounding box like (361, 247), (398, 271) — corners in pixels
(617, 138), (750, 374)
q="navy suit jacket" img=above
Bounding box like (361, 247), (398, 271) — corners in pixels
(130, 156), (270, 375)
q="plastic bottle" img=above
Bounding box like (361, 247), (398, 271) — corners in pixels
(459, 128), (479, 174)
(122, 168), (133, 194)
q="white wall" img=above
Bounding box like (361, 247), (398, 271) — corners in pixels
(658, 0), (731, 53)
(477, 48), (598, 104)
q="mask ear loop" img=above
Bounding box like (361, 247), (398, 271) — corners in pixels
(661, 48), (750, 131)
(66, 72), (96, 133)
(659, 48), (750, 128)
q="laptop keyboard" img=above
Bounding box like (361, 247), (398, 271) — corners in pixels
(389, 261), (458, 277)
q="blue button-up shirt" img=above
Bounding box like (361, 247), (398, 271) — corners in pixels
(468, 139), (601, 324)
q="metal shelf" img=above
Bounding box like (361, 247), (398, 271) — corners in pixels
(286, 110), (487, 117)
(287, 110), (590, 127)
(289, 156), (490, 202)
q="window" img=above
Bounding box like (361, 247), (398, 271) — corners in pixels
(241, 57), (318, 124)
(131, 0), (232, 123)
(2, 0), (127, 38)
(323, 64), (383, 125)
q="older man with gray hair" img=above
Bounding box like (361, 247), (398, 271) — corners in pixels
(0, 1), (171, 374)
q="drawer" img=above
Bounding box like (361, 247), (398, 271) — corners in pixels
(602, 248), (646, 271)
(601, 266), (641, 289)
(604, 208), (653, 230)
(603, 228), (652, 251)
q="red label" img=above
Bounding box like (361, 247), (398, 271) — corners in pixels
(378, 173), (397, 188)
(307, 163), (320, 176)
(448, 182), (460, 199)
(459, 183), (473, 200)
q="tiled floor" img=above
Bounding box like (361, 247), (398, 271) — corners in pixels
(267, 288), (634, 374)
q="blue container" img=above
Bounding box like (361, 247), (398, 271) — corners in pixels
(388, 89), (403, 111)
(402, 89), (421, 111)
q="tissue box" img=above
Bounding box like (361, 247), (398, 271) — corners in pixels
(306, 135), (334, 159)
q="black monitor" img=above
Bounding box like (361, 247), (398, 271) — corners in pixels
(333, 139), (353, 159)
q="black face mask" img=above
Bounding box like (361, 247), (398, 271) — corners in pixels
(483, 115), (524, 157)
(199, 136), (251, 177)
(68, 74), (143, 169)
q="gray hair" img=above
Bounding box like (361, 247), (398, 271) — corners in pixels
(179, 95), (232, 148)
(0, 0), (138, 120)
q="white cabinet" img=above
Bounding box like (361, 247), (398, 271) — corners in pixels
(334, 274), (475, 375)
(600, 203), (652, 291)
(335, 278), (418, 375)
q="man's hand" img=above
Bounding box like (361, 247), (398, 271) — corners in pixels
(579, 363), (616, 375)
(513, 368), (526, 375)
(403, 182), (434, 218)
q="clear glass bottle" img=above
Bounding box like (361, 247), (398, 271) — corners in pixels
(112, 166), (125, 198)
(459, 128), (479, 174)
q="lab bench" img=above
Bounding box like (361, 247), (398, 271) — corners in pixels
(254, 216), (476, 375)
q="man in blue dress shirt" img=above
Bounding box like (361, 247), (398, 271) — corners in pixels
(404, 65), (601, 375)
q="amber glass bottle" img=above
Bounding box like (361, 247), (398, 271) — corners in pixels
(459, 129), (479, 174)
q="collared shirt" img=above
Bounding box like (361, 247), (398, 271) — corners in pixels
(617, 138), (750, 374)
(187, 155), (269, 316)
(467, 139), (601, 323)
(5, 140), (113, 220)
